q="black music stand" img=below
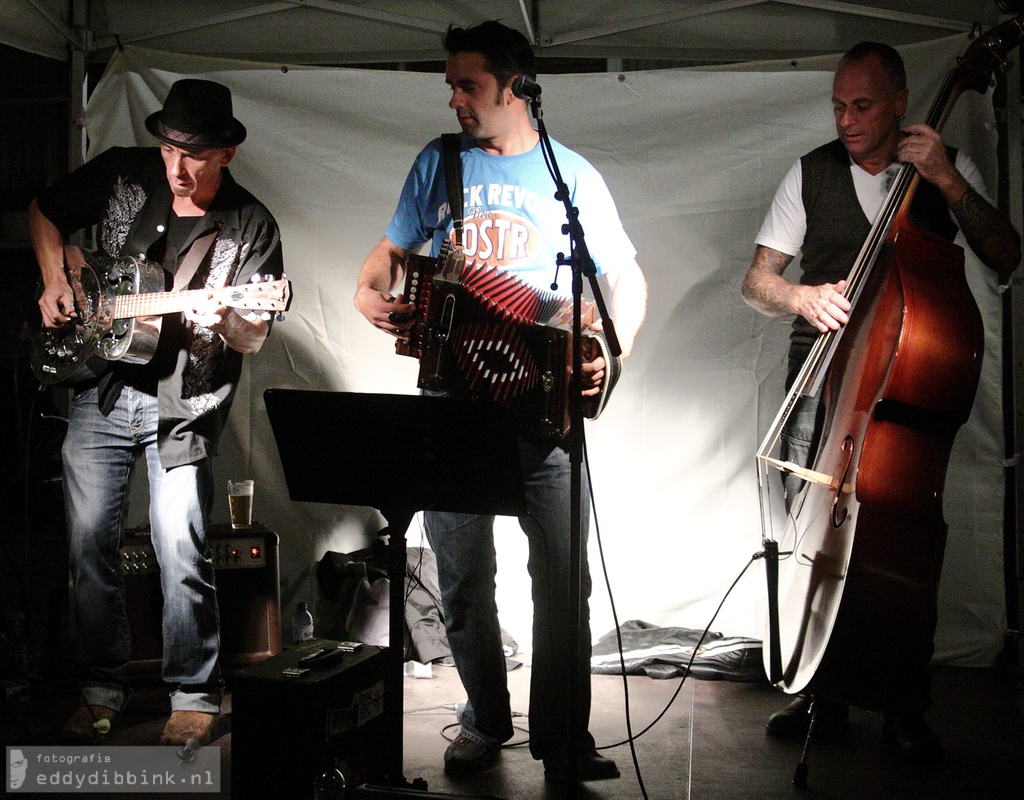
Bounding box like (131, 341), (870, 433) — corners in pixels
(264, 389), (527, 791)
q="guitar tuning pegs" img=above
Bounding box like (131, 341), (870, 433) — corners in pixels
(275, 312), (286, 322)
(250, 274), (263, 283)
(260, 312), (272, 321)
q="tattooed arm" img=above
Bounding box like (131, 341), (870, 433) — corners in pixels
(741, 244), (851, 332)
(899, 123), (1021, 277)
(949, 187), (1021, 277)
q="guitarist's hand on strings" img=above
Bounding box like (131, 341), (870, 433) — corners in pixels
(184, 296), (227, 331)
(30, 202), (80, 329)
(38, 277), (77, 329)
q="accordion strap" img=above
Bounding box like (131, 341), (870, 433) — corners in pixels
(583, 328), (622, 422)
(441, 133), (464, 249)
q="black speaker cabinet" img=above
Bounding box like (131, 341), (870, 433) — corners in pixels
(120, 523), (281, 672)
(230, 640), (391, 799)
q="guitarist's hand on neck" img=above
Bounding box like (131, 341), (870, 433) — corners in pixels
(185, 293), (269, 355)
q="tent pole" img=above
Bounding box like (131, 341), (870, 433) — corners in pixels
(999, 36), (1024, 668)
(68, 0), (88, 172)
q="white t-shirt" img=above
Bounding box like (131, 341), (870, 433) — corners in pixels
(756, 150), (990, 257)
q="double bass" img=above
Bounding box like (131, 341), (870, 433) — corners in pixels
(757, 14), (1024, 719)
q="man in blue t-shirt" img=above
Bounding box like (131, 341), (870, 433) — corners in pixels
(354, 20), (646, 783)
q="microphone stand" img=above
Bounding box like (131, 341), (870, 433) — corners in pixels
(527, 90), (622, 787)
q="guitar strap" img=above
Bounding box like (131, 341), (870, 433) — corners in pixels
(173, 229), (219, 291)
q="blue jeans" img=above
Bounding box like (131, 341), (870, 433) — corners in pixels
(781, 350), (825, 509)
(424, 437), (593, 759)
(62, 385), (222, 713)
(780, 393), (825, 509)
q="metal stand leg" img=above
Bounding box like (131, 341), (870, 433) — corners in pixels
(793, 699), (818, 788)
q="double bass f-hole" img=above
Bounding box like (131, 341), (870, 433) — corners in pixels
(831, 436), (854, 528)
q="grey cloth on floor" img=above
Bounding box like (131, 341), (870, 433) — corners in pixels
(591, 619), (767, 682)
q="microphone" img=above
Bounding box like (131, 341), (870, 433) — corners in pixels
(510, 74), (542, 101)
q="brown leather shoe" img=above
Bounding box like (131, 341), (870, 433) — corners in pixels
(60, 705), (117, 744)
(159, 711), (217, 746)
(443, 733), (502, 774)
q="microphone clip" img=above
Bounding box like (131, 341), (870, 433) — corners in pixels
(511, 74), (542, 101)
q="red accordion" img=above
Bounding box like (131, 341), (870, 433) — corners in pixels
(396, 253), (618, 439)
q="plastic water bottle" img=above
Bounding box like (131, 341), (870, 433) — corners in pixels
(292, 601), (314, 643)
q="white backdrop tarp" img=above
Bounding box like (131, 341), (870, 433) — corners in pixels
(85, 35), (1006, 666)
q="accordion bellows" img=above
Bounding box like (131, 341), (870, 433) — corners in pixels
(397, 253), (617, 439)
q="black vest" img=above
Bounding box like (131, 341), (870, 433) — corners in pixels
(790, 138), (959, 357)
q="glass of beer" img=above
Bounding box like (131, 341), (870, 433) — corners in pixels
(227, 480), (254, 529)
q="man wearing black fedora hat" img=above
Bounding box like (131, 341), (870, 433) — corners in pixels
(29, 78), (284, 747)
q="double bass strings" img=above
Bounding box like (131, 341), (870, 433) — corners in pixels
(754, 157), (917, 502)
(753, 159), (914, 557)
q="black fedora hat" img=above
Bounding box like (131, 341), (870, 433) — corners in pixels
(145, 79), (247, 149)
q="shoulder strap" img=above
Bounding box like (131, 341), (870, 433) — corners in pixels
(441, 133), (464, 249)
(172, 229), (219, 291)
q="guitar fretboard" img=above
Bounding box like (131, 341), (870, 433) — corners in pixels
(112, 288), (211, 319)
(108, 279), (288, 318)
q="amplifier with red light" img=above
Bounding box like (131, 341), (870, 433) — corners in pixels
(120, 524), (281, 672)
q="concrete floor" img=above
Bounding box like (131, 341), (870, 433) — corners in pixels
(396, 657), (1024, 800)
(5, 650), (1022, 800)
